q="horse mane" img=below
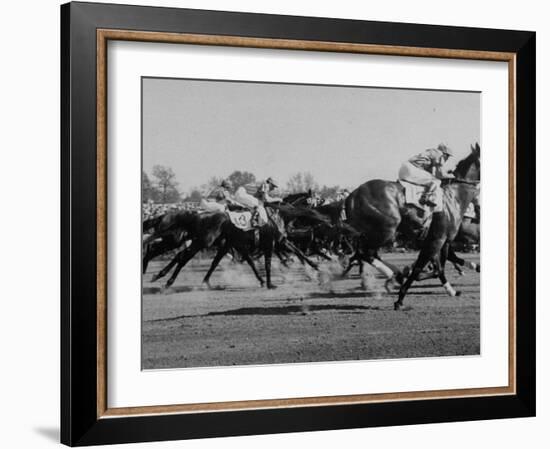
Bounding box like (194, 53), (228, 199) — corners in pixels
(454, 143), (480, 179)
(273, 204), (331, 226)
(283, 191), (312, 205)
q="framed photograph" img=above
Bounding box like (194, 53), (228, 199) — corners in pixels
(61, 2), (535, 446)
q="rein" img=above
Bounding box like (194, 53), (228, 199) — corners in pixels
(450, 178), (480, 186)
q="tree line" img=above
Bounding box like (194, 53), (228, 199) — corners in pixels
(143, 165), (348, 203)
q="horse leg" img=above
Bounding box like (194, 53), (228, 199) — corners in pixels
(164, 242), (202, 288)
(263, 239), (276, 289)
(144, 238), (181, 274)
(341, 254), (358, 278)
(151, 247), (185, 282)
(438, 243), (462, 297)
(414, 263), (439, 281)
(242, 252), (265, 287)
(394, 252), (432, 310)
(274, 247), (291, 267)
(143, 244), (151, 274)
(283, 238), (319, 270)
(202, 244), (230, 289)
(448, 246), (480, 273)
(362, 250), (400, 292)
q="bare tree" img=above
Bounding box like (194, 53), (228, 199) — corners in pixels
(142, 171), (158, 203)
(183, 188), (203, 202)
(200, 176), (224, 196)
(286, 172), (319, 194)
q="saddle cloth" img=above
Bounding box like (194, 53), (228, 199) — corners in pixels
(228, 211), (254, 231)
(398, 180), (443, 213)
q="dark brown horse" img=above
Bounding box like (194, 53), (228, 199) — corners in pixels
(394, 143), (481, 310)
(282, 190), (313, 207)
(150, 207), (321, 289)
(142, 213), (191, 274)
(345, 144), (481, 293)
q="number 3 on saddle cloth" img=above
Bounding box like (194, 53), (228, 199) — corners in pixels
(227, 206), (268, 231)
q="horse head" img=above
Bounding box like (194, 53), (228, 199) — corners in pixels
(454, 142), (480, 183)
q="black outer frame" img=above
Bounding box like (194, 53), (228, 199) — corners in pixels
(60, 1), (535, 446)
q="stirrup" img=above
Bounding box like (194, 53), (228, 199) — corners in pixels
(419, 194), (436, 207)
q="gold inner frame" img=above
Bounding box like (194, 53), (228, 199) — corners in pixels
(96, 28), (517, 419)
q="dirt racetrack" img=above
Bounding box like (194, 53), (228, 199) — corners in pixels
(142, 252), (480, 369)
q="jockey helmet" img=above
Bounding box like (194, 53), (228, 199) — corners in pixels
(266, 177), (278, 188)
(437, 143), (453, 157)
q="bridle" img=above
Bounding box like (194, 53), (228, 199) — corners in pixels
(451, 178), (480, 187)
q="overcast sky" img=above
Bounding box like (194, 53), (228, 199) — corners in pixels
(142, 77), (480, 194)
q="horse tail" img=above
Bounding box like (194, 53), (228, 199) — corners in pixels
(143, 214), (164, 233)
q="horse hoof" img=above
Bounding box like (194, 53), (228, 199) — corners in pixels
(267, 283), (277, 290)
(203, 281), (213, 290)
(165, 280), (174, 289)
(151, 274), (161, 282)
(384, 278), (397, 293)
(455, 291), (462, 297)
(394, 301), (403, 311)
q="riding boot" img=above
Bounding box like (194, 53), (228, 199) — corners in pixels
(419, 192), (437, 207)
(419, 181), (438, 207)
(251, 207), (260, 227)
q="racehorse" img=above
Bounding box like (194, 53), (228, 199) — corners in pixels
(279, 198), (358, 260)
(394, 143), (481, 310)
(345, 143), (481, 292)
(150, 206), (323, 289)
(142, 213), (190, 274)
(283, 190), (313, 207)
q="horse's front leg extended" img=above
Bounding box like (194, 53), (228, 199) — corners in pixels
(202, 244), (230, 288)
(241, 252), (264, 287)
(144, 238), (181, 274)
(164, 242), (202, 288)
(151, 247), (185, 282)
(394, 252), (431, 310)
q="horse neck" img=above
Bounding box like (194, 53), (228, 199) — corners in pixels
(175, 211), (200, 236)
(445, 183), (478, 216)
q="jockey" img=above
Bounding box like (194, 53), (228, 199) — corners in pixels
(398, 143), (455, 207)
(335, 189), (350, 220)
(235, 177), (282, 226)
(200, 179), (239, 212)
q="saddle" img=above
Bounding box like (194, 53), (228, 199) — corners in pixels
(398, 180), (443, 213)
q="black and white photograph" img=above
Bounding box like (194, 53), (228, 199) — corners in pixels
(141, 77), (481, 370)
